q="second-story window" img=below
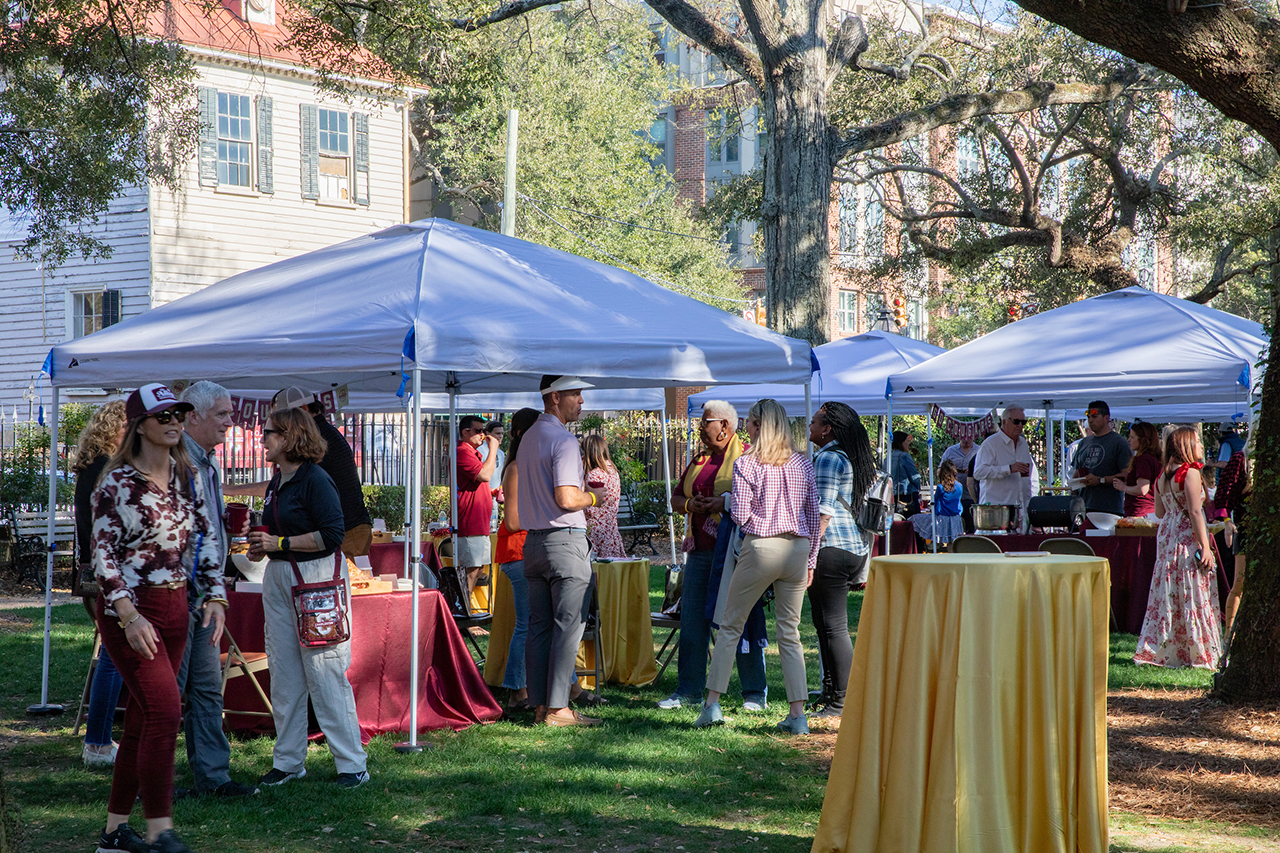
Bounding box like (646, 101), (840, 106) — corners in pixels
(956, 132), (983, 179)
(301, 104), (369, 205)
(318, 109), (350, 202)
(217, 93), (253, 187)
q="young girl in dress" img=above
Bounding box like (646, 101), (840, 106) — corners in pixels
(911, 459), (965, 547)
(1134, 426), (1222, 669)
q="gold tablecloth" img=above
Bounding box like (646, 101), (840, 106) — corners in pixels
(811, 554), (1109, 853)
(484, 558), (657, 688)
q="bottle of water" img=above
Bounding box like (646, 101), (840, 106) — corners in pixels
(437, 509), (447, 527)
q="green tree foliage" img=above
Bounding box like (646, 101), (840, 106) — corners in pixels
(0, 0), (197, 268)
(302, 2), (742, 309)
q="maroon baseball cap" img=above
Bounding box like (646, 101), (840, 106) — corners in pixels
(125, 383), (195, 421)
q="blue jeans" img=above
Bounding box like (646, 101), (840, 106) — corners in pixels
(177, 610), (232, 791)
(85, 643), (123, 747)
(675, 549), (767, 703)
(500, 560), (528, 690)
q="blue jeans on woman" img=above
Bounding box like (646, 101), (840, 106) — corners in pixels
(85, 643), (123, 747)
(500, 560), (528, 690)
(674, 549), (767, 703)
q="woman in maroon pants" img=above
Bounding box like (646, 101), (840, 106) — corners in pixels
(91, 384), (225, 853)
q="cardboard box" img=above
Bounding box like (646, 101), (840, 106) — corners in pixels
(370, 529), (394, 545)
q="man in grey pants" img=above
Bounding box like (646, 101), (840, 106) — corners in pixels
(175, 381), (259, 799)
(519, 375), (606, 727)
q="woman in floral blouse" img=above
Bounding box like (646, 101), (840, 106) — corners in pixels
(582, 435), (624, 558)
(92, 384), (223, 853)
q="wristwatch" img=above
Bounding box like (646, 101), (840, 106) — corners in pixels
(282, 536), (291, 551)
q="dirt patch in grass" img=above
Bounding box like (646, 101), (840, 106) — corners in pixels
(796, 689), (1280, 831)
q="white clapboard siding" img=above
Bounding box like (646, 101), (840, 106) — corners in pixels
(0, 185), (152, 406)
(0, 58), (407, 409)
(150, 62), (406, 304)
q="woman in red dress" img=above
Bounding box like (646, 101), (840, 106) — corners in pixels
(582, 435), (625, 558)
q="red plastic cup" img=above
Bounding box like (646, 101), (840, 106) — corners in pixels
(226, 502), (249, 533)
(250, 525), (270, 535)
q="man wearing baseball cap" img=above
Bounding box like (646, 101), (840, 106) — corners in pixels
(228, 387), (372, 559)
(518, 375), (606, 727)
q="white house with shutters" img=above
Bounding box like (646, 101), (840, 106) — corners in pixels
(0, 0), (414, 410)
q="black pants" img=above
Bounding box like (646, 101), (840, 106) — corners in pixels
(806, 546), (869, 705)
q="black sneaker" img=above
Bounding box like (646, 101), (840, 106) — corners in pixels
(172, 786), (197, 802)
(213, 779), (259, 797)
(335, 770), (370, 789)
(97, 824), (149, 853)
(149, 829), (193, 853)
(259, 767), (306, 786)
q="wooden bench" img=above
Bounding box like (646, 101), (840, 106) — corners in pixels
(10, 509), (76, 589)
(617, 493), (659, 555)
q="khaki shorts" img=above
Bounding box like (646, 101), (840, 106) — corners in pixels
(341, 524), (373, 559)
(456, 535), (492, 569)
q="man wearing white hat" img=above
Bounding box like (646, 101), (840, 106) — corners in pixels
(518, 375), (605, 727)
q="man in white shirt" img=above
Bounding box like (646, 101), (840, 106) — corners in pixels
(973, 406), (1034, 528)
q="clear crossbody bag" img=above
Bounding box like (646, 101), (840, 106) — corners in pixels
(269, 479), (350, 648)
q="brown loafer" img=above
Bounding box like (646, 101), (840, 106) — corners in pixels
(544, 708), (602, 727)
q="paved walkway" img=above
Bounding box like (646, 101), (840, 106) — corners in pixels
(0, 592), (76, 611)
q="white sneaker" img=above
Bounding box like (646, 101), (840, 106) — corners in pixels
(83, 742), (117, 768)
(656, 694), (685, 710)
(741, 701), (767, 712)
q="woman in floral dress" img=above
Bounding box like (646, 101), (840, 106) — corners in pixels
(582, 435), (625, 558)
(1134, 425), (1222, 669)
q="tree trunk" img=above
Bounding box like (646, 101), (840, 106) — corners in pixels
(761, 65), (838, 346)
(1214, 223), (1280, 702)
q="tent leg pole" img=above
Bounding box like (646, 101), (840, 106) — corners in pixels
(396, 368), (425, 754)
(1046, 412), (1054, 488)
(927, 406), (936, 554)
(804, 382), (813, 461)
(29, 386), (62, 716)
(660, 405), (676, 563)
(885, 395), (893, 555)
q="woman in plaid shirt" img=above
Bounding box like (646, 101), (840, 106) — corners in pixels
(694, 398), (819, 735)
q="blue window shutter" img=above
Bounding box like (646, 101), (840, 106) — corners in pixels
(198, 86), (218, 187)
(300, 104), (319, 200)
(256, 95), (274, 194)
(354, 112), (370, 206)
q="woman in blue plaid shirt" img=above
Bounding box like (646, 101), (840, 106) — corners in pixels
(806, 402), (877, 720)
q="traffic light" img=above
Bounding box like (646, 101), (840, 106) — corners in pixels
(892, 297), (908, 327)
(1007, 302), (1021, 322)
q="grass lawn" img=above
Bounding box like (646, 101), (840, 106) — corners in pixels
(0, 567), (1265, 853)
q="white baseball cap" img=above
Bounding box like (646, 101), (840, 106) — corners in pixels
(539, 375), (595, 396)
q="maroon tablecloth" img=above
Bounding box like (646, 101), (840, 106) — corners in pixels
(366, 541), (443, 577)
(870, 520), (920, 557)
(994, 533), (1156, 633)
(222, 588), (501, 736)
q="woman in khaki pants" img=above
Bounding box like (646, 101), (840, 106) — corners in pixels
(694, 398), (820, 734)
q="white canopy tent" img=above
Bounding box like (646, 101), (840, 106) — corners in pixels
(687, 329), (945, 418)
(36, 219), (813, 736)
(886, 286), (1266, 551)
(888, 287), (1266, 411)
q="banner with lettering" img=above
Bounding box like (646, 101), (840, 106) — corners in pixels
(929, 405), (997, 442)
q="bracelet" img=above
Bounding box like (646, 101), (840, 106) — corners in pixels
(589, 492), (597, 507)
(204, 597), (229, 608)
(118, 613), (141, 630)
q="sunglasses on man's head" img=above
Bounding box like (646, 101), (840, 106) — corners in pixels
(150, 410), (187, 425)
(1086, 408), (1105, 417)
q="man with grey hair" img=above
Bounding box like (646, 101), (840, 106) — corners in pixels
(973, 405), (1034, 529)
(174, 381), (258, 799)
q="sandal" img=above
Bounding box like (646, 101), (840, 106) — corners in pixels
(570, 690), (609, 708)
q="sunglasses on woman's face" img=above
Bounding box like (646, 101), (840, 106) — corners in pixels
(150, 410), (187, 425)
(262, 428), (281, 437)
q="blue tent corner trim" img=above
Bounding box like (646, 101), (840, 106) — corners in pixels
(41, 350), (53, 379)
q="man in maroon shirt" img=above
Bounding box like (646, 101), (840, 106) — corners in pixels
(457, 415), (500, 592)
